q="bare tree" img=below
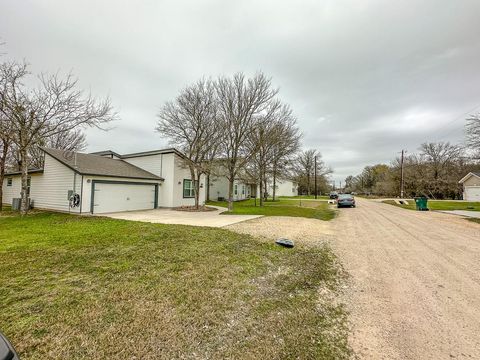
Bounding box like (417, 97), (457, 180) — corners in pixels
(269, 108), (301, 201)
(26, 128), (87, 169)
(216, 72), (278, 211)
(466, 113), (480, 158)
(295, 149), (331, 195)
(0, 61), (117, 214)
(157, 78), (218, 209)
(0, 115), (13, 211)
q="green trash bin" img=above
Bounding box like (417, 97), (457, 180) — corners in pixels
(414, 196), (429, 211)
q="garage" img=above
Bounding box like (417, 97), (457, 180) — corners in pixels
(91, 181), (158, 214)
(459, 172), (480, 202)
(465, 186), (480, 202)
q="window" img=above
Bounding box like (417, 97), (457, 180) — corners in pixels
(242, 185), (245, 195)
(183, 179), (195, 198)
(234, 184), (238, 196)
(7, 178), (12, 187)
(27, 177), (31, 196)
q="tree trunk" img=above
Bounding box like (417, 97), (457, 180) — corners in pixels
(206, 173), (210, 202)
(263, 176), (268, 202)
(0, 140), (8, 211)
(227, 177), (234, 211)
(20, 147), (29, 215)
(189, 166), (199, 209)
(259, 175), (264, 207)
(272, 170), (277, 202)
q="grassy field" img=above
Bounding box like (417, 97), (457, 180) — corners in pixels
(208, 198), (336, 220)
(382, 199), (480, 211)
(0, 211), (350, 359)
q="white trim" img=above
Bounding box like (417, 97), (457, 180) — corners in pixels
(459, 172), (480, 184)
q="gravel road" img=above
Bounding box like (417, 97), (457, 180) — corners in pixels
(333, 198), (480, 359)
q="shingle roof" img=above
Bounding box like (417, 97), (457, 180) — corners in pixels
(42, 148), (163, 181)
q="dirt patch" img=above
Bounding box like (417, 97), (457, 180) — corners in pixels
(226, 216), (334, 247)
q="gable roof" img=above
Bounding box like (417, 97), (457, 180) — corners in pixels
(120, 147), (186, 159)
(42, 148), (163, 181)
(90, 150), (122, 158)
(459, 172), (480, 184)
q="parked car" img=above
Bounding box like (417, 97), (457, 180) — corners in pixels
(337, 194), (356, 208)
(329, 191), (339, 199)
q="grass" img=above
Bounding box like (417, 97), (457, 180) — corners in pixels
(0, 211), (350, 359)
(382, 199), (480, 211)
(278, 195), (330, 200)
(208, 198), (336, 221)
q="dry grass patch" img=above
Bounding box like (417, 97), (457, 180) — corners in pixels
(0, 212), (350, 359)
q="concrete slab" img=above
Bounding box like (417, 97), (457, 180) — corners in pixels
(98, 206), (263, 227)
(437, 210), (480, 219)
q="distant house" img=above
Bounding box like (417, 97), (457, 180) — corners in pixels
(459, 172), (480, 201)
(2, 147), (206, 214)
(209, 175), (298, 201)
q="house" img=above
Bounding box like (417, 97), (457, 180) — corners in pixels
(459, 172), (480, 201)
(209, 176), (256, 201)
(209, 175), (297, 201)
(267, 179), (298, 197)
(2, 147), (206, 214)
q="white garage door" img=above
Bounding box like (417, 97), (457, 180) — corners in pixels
(92, 182), (157, 214)
(465, 186), (480, 202)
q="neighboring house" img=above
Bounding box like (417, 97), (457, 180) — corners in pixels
(2, 147), (206, 214)
(209, 176), (256, 201)
(267, 179), (298, 197)
(459, 172), (480, 201)
(209, 176), (297, 200)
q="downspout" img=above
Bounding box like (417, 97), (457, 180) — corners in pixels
(79, 175), (84, 214)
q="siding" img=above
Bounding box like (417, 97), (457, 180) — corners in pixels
(209, 177), (251, 201)
(2, 176), (23, 204)
(464, 175), (480, 187)
(32, 154), (81, 212)
(268, 179), (298, 197)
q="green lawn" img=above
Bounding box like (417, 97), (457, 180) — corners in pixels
(208, 198), (336, 221)
(0, 211), (350, 359)
(382, 199), (480, 211)
(278, 195), (330, 200)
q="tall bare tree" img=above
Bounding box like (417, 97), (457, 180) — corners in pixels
(0, 61), (117, 214)
(0, 115), (13, 211)
(157, 78), (218, 209)
(466, 113), (480, 158)
(295, 149), (331, 195)
(216, 72), (278, 211)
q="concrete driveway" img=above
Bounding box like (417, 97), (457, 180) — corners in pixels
(100, 206), (262, 228)
(437, 210), (480, 219)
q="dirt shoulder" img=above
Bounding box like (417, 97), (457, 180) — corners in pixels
(332, 198), (480, 359)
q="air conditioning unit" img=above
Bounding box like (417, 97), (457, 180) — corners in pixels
(11, 198), (31, 211)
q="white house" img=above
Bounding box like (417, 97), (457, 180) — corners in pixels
(459, 172), (480, 201)
(209, 176), (256, 201)
(2, 147), (206, 214)
(209, 175), (297, 201)
(267, 178), (298, 197)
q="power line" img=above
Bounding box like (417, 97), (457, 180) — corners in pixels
(429, 103), (480, 141)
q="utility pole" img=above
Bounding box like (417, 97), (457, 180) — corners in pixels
(400, 149), (405, 198)
(314, 155), (317, 199)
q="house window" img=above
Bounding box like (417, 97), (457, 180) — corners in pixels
(242, 185), (245, 195)
(183, 179), (195, 198)
(234, 184), (238, 196)
(7, 178), (12, 187)
(27, 177), (31, 196)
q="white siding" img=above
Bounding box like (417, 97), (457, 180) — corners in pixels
(268, 179), (298, 197)
(125, 152), (205, 208)
(209, 176), (251, 201)
(2, 176), (23, 205)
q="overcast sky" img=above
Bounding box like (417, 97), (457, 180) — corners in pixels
(1, 0), (480, 182)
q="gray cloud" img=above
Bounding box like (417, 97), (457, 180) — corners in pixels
(1, 0), (479, 182)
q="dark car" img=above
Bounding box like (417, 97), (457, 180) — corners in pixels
(337, 194), (356, 208)
(329, 191), (338, 199)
